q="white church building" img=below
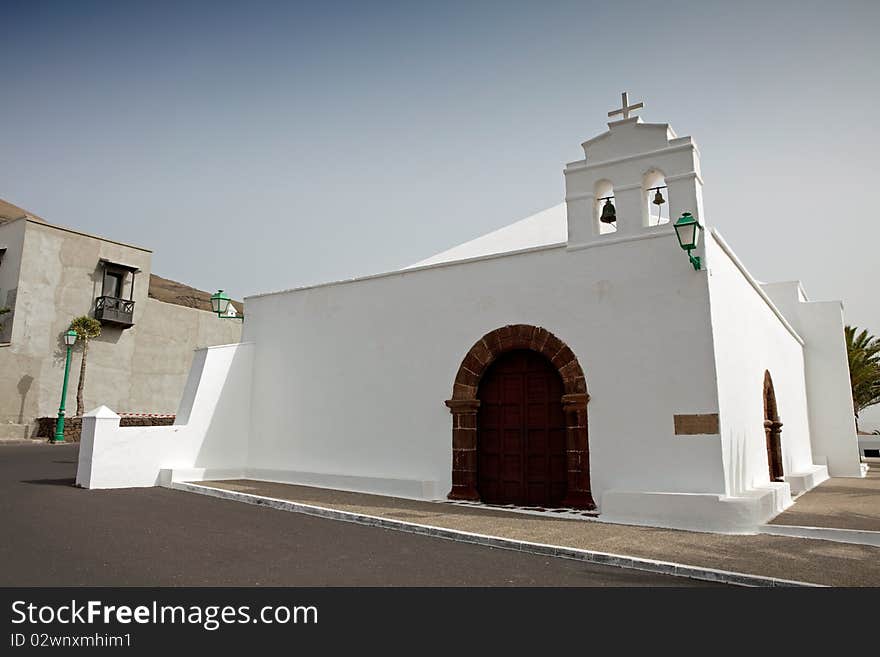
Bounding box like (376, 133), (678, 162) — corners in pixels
(76, 95), (864, 533)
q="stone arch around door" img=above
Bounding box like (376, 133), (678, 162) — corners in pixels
(763, 370), (784, 482)
(446, 324), (595, 510)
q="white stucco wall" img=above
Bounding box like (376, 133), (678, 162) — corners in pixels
(76, 342), (253, 489)
(706, 231), (823, 501)
(859, 435), (880, 457)
(241, 231), (724, 505)
(761, 281), (863, 477)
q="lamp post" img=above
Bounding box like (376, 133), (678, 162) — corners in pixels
(53, 329), (78, 444)
(673, 212), (703, 271)
(210, 290), (244, 321)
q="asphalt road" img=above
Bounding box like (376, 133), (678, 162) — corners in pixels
(0, 443), (722, 586)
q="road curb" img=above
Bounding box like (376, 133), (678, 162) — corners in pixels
(171, 481), (823, 588)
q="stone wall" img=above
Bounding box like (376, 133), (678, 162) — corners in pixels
(0, 219), (242, 427)
(34, 415), (175, 442)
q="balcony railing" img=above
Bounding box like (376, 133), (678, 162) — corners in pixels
(94, 296), (135, 328)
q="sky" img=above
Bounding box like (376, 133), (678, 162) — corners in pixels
(2, 1), (878, 418)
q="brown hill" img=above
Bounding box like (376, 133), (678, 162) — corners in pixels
(148, 274), (241, 312)
(0, 199), (48, 224)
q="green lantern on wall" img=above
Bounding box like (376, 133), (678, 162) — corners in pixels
(673, 212), (703, 271)
(210, 290), (244, 321)
(210, 289), (231, 315)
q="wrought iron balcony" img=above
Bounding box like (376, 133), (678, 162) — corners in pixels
(94, 296), (135, 328)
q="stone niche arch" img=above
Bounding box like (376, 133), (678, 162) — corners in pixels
(446, 324), (595, 509)
(763, 370), (784, 482)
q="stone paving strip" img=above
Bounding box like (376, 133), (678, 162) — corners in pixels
(178, 479), (880, 587)
(758, 466), (880, 547)
(768, 468), (880, 532)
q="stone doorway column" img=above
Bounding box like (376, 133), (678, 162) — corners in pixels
(561, 393), (595, 509)
(446, 399), (480, 501)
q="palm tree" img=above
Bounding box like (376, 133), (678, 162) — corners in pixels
(845, 325), (880, 432)
(69, 316), (102, 417)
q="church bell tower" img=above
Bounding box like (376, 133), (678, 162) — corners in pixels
(564, 92), (705, 247)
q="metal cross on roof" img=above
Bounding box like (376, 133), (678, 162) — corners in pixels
(608, 91), (644, 120)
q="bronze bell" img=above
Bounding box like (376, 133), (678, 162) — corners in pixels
(652, 189), (666, 205)
(599, 198), (616, 224)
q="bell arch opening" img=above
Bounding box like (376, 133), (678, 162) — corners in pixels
(594, 179), (617, 235)
(643, 169), (669, 227)
(446, 324), (595, 510)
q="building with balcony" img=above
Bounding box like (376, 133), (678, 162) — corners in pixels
(0, 198), (242, 439)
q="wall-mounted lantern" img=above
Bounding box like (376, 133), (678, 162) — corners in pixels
(210, 290), (244, 321)
(673, 212), (703, 271)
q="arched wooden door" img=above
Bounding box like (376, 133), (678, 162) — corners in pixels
(763, 371), (784, 482)
(477, 350), (566, 506)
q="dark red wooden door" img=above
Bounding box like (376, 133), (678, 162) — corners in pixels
(477, 350), (566, 507)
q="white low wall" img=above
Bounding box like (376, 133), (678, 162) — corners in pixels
(859, 436), (880, 458)
(76, 343), (254, 489)
(163, 467), (441, 500)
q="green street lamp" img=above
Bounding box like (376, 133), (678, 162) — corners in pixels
(673, 212), (703, 271)
(53, 329), (78, 444)
(210, 290), (244, 321)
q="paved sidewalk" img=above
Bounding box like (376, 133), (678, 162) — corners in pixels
(770, 465), (880, 531)
(195, 479), (880, 587)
